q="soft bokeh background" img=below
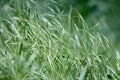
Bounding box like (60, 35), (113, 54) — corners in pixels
(49, 0), (120, 47)
(62, 0), (120, 49)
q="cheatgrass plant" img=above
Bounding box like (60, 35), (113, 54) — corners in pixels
(0, 0), (120, 80)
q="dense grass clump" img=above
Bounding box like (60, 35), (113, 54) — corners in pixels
(0, 0), (120, 80)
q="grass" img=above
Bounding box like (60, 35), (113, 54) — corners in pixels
(0, 0), (120, 80)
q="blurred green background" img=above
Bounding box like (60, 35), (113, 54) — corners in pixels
(51, 0), (120, 45)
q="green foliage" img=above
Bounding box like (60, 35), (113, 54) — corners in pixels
(0, 0), (120, 80)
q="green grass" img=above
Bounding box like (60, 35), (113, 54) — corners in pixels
(0, 0), (120, 80)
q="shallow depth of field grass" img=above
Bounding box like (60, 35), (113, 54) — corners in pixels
(0, 0), (120, 80)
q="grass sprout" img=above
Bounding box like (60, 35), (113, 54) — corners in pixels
(0, 0), (119, 80)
